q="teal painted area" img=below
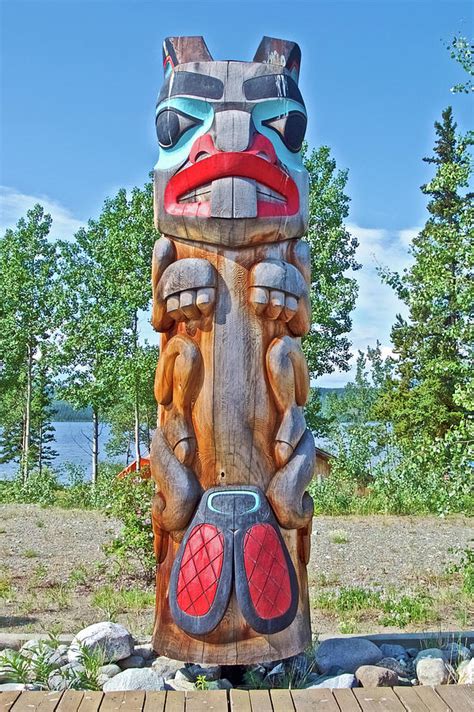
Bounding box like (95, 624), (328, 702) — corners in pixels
(155, 97), (214, 170)
(208, 489), (260, 514)
(252, 98), (306, 171)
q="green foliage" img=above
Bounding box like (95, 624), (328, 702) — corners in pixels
(447, 545), (474, 595)
(195, 674), (209, 690)
(92, 585), (154, 620)
(447, 36), (474, 94)
(302, 145), (360, 430)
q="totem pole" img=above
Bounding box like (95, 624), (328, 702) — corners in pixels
(150, 35), (315, 664)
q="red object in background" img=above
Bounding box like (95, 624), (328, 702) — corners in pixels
(117, 457), (151, 479)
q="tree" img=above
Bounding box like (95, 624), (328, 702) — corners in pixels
(447, 36), (474, 95)
(302, 145), (360, 431)
(0, 205), (58, 481)
(378, 107), (473, 442)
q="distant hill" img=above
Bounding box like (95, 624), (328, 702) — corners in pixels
(52, 400), (92, 422)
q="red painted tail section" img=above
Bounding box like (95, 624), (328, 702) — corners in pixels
(176, 523), (224, 616)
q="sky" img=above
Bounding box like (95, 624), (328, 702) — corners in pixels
(1, 0), (472, 386)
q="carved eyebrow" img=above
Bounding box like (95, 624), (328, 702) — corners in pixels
(158, 71), (224, 104)
(243, 74), (304, 105)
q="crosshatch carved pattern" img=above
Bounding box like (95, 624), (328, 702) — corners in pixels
(243, 522), (292, 618)
(176, 524), (224, 616)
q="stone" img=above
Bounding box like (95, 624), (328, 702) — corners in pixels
(98, 674), (110, 688)
(0, 683), (26, 691)
(458, 658), (474, 685)
(208, 679), (233, 690)
(186, 662), (222, 681)
(165, 677), (195, 691)
(377, 656), (414, 677)
(441, 642), (471, 664)
(315, 638), (383, 675)
(134, 644), (155, 661)
(414, 648), (444, 665)
(48, 672), (69, 691)
(306, 673), (356, 689)
(416, 657), (449, 686)
(355, 665), (399, 687)
(102, 668), (165, 692)
(118, 655), (146, 670)
(379, 644), (408, 659)
(406, 648), (419, 658)
(60, 661), (85, 675)
(0, 649), (17, 683)
(152, 656), (186, 679)
(99, 664), (121, 678)
(68, 622), (133, 664)
(265, 662), (285, 684)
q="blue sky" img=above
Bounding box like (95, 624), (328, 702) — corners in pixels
(1, 0), (472, 385)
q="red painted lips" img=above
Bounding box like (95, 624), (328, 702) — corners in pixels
(164, 135), (300, 218)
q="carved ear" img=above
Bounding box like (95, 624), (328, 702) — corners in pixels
(253, 36), (301, 83)
(163, 36), (213, 75)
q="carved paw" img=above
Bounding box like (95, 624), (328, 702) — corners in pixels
(159, 258), (217, 323)
(249, 260), (306, 322)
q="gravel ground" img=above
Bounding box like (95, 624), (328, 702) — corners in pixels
(0, 504), (472, 636)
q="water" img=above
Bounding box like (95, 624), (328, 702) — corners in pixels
(0, 421), (124, 481)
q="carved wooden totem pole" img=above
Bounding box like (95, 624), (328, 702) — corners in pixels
(150, 35), (315, 664)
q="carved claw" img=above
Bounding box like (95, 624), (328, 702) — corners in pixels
(150, 426), (203, 533)
(159, 258), (217, 326)
(249, 260), (306, 323)
(266, 428), (315, 530)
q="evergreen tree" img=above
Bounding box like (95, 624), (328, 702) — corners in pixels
(378, 107), (473, 442)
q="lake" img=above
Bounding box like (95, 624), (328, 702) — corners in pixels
(0, 421), (123, 481)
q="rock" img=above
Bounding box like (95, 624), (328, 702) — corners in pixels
(20, 639), (43, 656)
(458, 658), (474, 685)
(315, 638), (383, 675)
(307, 673), (356, 689)
(102, 668), (165, 692)
(174, 669), (194, 682)
(68, 622), (133, 664)
(98, 674), (110, 687)
(416, 658), (448, 686)
(118, 655), (146, 670)
(265, 662), (285, 684)
(60, 661), (85, 675)
(186, 662), (221, 681)
(134, 644), (155, 661)
(243, 665), (266, 686)
(208, 679), (233, 690)
(0, 649), (17, 683)
(165, 676), (195, 691)
(99, 664), (122, 678)
(356, 665), (398, 687)
(441, 642), (471, 664)
(406, 648), (419, 658)
(379, 644), (408, 659)
(48, 671), (69, 691)
(377, 657), (414, 677)
(414, 648), (444, 665)
(152, 656), (186, 679)
(0, 683), (26, 691)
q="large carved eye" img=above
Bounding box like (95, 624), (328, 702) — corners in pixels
(262, 111), (307, 153)
(156, 109), (201, 149)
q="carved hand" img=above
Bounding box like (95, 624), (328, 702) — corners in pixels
(157, 258), (217, 326)
(249, 260), (309, 330)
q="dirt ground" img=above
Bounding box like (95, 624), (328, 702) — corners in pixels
(0, 504), (472, 638)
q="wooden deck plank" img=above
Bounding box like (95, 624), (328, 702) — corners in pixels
(269, 689), (295, 712)
(55, 691), (84, 712)
(249, 690), (272, 712)
(291, 689), (339, 711)
(332, 688), (362, 711)
(186, 690), (228, 712)
(352, 688), (406, 712)
(142, 691), (166, 712)
(413, 686), (452, 712)
(77, 692), (103, 712)
(99, 691), (145, 711)
(0, 693), (21, 711)
(229, 689), (251, 712)
(10, 691), (63, 712)
(164, 691), (185, 712)
(435, 685), (474, 712)
(392, 687), (430, 712)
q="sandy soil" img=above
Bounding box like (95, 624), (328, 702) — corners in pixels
(0, 504), (472, 637)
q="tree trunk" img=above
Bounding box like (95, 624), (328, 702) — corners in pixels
(134, 394), (141, 472)
(22, 344), (33, 484)
(92, 408), (99, 485)
(38, 420), (43, 476)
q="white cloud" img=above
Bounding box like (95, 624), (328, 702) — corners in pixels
(0, 186), (84, 241)
(317, 223), (420, 388)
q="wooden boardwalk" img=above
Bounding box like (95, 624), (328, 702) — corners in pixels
(1, 687), (474, 712)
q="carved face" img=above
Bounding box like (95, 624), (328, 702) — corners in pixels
(154, 36), (309, 247)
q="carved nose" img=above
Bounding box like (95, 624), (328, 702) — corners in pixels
(213, 110), (253, 152)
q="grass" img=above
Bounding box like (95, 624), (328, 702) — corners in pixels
(91, 586), (155, 621)
(312, 585), (440, 629)
(69, 565), (88, 587)
(23, 548), (39, 559)
(46, 583), (72, 610)
(0, 569), (13, 599)
(328, 529), (350, 544)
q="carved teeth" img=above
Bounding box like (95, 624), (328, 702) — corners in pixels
(256, 183), (286, 204)
(179, 184), (212, 203)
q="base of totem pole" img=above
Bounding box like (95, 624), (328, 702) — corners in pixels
(152, 529), (311, 665)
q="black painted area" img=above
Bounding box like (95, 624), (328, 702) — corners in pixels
(158, 72), (224, 104)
